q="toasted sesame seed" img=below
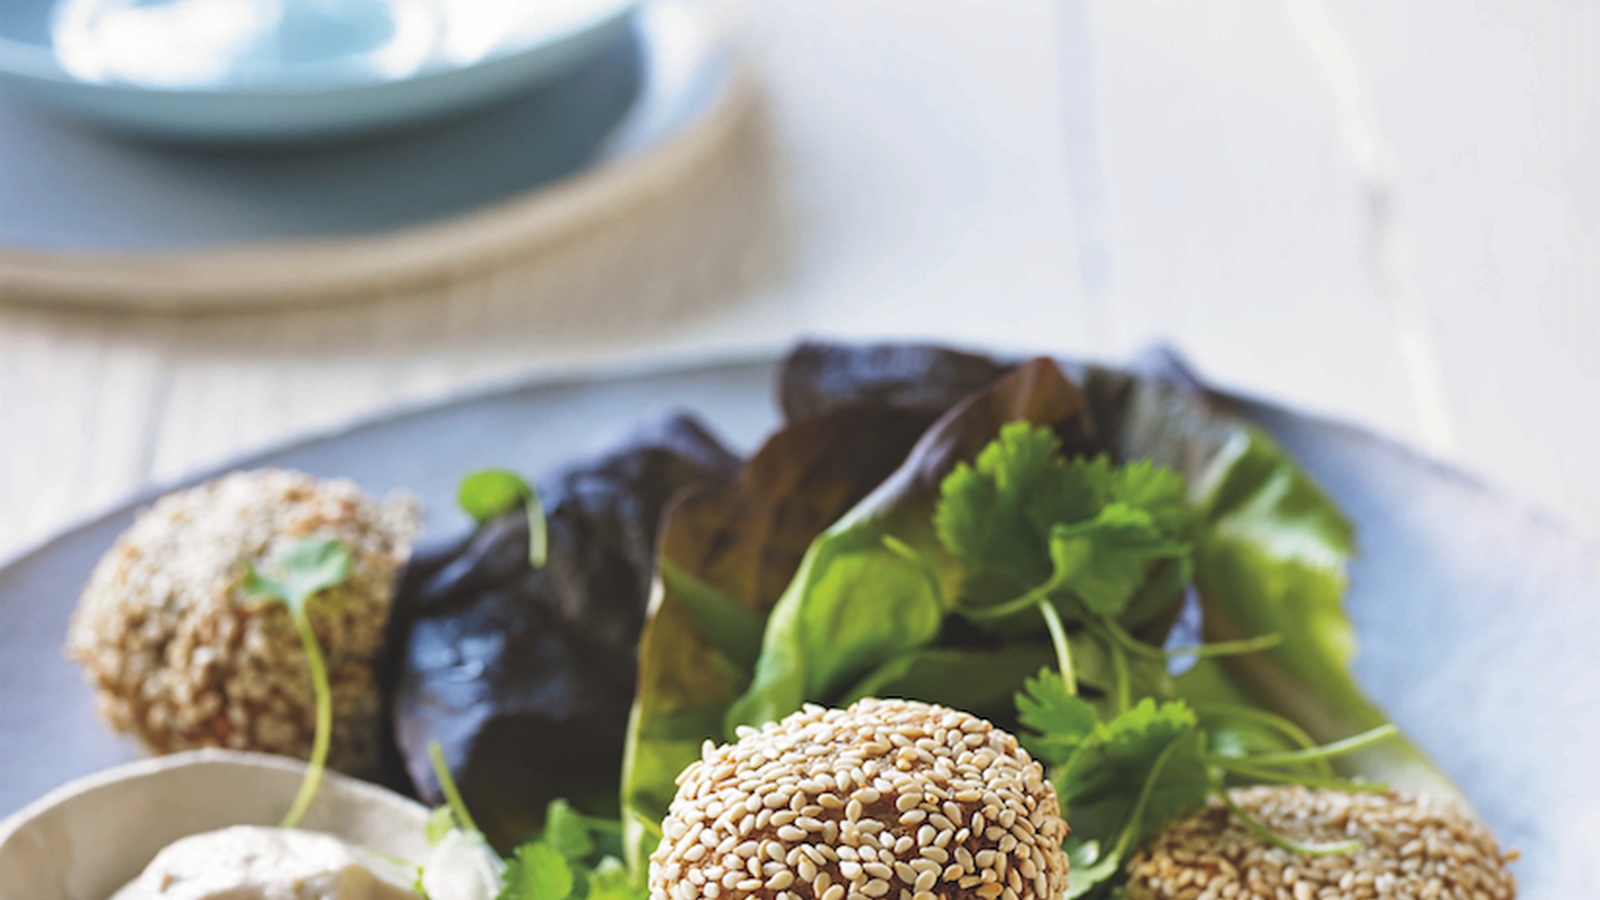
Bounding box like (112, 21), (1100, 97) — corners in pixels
(66, 470), (417, 774)
(1124, 787), (1516, 900)
(648, 700), (1072, 900)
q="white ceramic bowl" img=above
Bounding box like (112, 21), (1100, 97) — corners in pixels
(0, 750), (429, 900)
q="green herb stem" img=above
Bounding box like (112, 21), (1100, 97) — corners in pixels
(1166, 632), (1284, 660)
(1100, 616), (1167, 660)
(1036, 600), (1077, 696)
(1209, 757), (1389, 792)
(525, 489), (549, 569)
(1220, 790), (1363, 856)
(1193, 703), (1321, 750)
(963, 579), (1060, 622)
(1111, 738), (1186, 861)
(428, 741), (482, 836)
(1243, 724), (1399, 767)
(280, 610), (332, 830)
(1193, 703), (1332, 776)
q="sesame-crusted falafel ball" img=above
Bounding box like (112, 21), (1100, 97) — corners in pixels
(1125, 786), (1516, 899)
(650, 699), (1071, 900)
(67, 469), (418, 774)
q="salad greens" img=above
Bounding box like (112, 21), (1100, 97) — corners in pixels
(397, 417), (739, 851)
(614, 349), (1457, 898)
(622, 404), (939, 867)
(1176, 428), (1468, 806)
(422, 742), (644, 900)
(242, 534), (353, 830)
(725, 358), (1090, 729)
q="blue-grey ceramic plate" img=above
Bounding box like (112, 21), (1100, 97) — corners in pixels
(0, 352), (1592, 896)
(0, 0), (639, 142)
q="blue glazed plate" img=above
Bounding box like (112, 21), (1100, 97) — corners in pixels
(0, 352), (1592, 896)
(0, 0), (639, 142)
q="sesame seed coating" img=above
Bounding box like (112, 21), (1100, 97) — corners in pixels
(66, 469), (417, 775)
(649, 699), (1070, 900)
(1125, 786), (1517, 900)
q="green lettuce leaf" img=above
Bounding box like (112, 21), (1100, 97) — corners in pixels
(620, 405), (939, 867)
(725, 359), (1094, 730)
(1100, 369), (1463, 802)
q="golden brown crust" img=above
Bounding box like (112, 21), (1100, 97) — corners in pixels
(66, 469), (417, 774)
(649, 699), (1071, 900)
(1125, 786), (1517, 900)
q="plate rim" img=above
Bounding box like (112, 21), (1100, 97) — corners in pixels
(2, 343), (1588, 584)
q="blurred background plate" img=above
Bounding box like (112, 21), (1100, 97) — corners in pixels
(0, 350), (1592, 896)
(0, 0), (639, 141)
(0, 0), (749, 310)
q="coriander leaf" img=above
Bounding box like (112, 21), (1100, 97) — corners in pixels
(459, 469), (548, 568)
(1110, 458), (1193, 537)
(500, 842), (573, 900)
(426, 806), (459, 847)
(540, 800), (595, 863)
(1015, 668), (1097, 767)
(1058, 699), (1211, 843)
(243, 534), (352, 615)
(934, 422), (1094, 584)
(1048, 504), (1186, 618)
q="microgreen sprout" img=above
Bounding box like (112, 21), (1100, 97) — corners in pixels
(459, 469), (548, 568)
(428, 741), (482, 837)
(242, 534), (353, 830)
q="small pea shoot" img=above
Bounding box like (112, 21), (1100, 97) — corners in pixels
(459, 469), (548, 568)
(242, 534), (353, 830)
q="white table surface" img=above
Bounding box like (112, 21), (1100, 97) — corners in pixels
(1, 0), (1596, 561)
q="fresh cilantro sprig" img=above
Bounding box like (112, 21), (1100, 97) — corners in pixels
(242, 534), (354, 830)
(937, 423), (1206, 715)
(498, 801), (639, 900)
(1015, 668), (1397, 898)
(936, 425), (1193, 621)
(933, 423), (1401, 897)
(459, 469), (549, 568)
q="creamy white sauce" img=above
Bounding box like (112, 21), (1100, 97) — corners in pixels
(111, 826), (419, 900)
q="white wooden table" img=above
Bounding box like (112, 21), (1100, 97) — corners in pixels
(1, 0), (1596, 560)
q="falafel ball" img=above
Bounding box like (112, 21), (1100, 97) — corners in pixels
(1125, 785), (1516, 899)
(67, 469), (418, 775)
(649, 699), (1071, 900)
